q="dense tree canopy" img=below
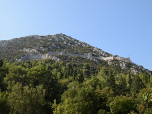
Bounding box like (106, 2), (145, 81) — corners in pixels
(0, 58), (152, 114)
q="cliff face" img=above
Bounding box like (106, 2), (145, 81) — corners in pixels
(0, 33), (151, 75)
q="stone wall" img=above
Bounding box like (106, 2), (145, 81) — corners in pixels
(20, 55), (29, 61)
(48, 52), (61, 56)
(20, 54), (49, 61)
(65, 53), (78, 57)
(28, 55), (43, 60)
(79, 54), (88, 58)
(18, 51), (131, 63)
(65, 53), (88, 58)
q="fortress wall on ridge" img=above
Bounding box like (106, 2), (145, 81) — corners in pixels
(65, 53), (88, 58)
(102, 56), (114, 61)
(20, 55), (29, 61)
(65, 53), (78, 57)
(79, 54), (88, 58)
(18, 50), (131, 63)
(27, 55), (43, 60)
(48, 52), (61, 56)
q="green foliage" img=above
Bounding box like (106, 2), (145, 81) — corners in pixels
(0, 59), (7, 91)
(109, 95), (136, 114)
(96, 87), (114, 112)
(106, 69), (116, 92)
(27, 65), (47, 87)
(136, 88), (152, 113)
(0, 59), (151, 113)
(99, 67), (108, 76)
(0, 91), (10, 114)
(115, 74), (127, 95)
(139, 71), (150, 87)
(84, 76), (102, 89)
(126, 73), (132, 87)
(76, 71), (84, 83)
(4, 65), (28, 86)
(131, 75), (146, 94)
(40, 73), (62, 103)
(98, 109), (110, 114)
(83, 63), (90, 78)
(65, 63), (73, 76)
(143, 108), (152, 114)
(58, 82), (101, 114)
(7, 82), (47, 114)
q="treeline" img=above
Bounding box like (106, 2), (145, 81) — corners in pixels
(0, 58), (152, 114)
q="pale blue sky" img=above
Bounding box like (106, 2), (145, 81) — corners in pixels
(0, 0), (152, 71)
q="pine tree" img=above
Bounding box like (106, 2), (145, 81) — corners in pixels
(106, 69), (115, 90)
(83, 63), (90, 78)
(73, 70), (77, 81)
(131, 75), (145, 94)
(127, 73), (132, 87)
(118, 75), (127, 95)
(66, 63), (73, 76)
(76, 69), (84, 83)
(98, 67), (108, 79)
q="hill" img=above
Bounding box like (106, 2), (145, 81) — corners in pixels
(0, 33), (151, 75)
(1, 34), (152, 113)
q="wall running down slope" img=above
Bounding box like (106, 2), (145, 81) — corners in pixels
(17, 51), (131, 62)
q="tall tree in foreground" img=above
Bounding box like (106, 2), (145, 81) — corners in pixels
(7, 82), (49, 114)
(53, 82), (101, 114)
(0, 59), (5, 91)
(0, 91), (10, 114)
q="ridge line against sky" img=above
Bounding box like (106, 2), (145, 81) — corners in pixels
(0, 0), (152, 71)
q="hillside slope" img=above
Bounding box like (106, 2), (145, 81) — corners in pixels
(0, 33), (151, 75)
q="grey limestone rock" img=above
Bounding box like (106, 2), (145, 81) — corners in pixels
(120, 62), (127, 69)
(23, 48), (39, 53)
(108, 61), (113, 65)
(50, 56), (61, 62)
(130, 68), (138, 75)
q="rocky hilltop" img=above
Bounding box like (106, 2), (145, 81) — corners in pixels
(0, 33), (151, 75)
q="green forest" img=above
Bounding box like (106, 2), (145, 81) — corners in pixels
(0, 57), (152, 114)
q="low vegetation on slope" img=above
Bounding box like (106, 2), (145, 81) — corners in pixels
(0, 33), (110, 61)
